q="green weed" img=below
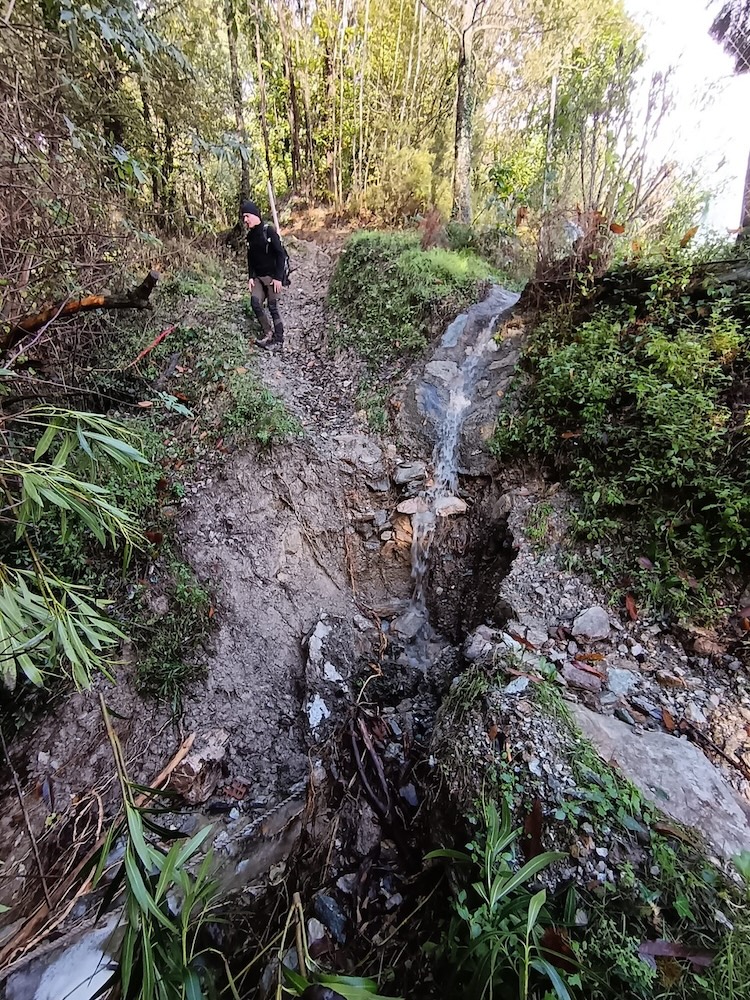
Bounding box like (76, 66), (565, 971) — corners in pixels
(356, 380), (390, 433)
(134, 554), (212, 713)
(225, 372), (301, 445)
(428, 798), (570, 1000)
(493, 243), (750, 617)
(329, 231), (495, 366)
(98, 698), (220, 1000)
(526, 502), (554, 549)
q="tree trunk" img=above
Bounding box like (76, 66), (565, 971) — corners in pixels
(276, 0), (302, 191)
(6, 272), (160, 347)
(356, 0), (370, 192)
(253, 10), (274, 186)
(162, 116), (176, 229)
(197, 148), (207, 216)
(139, 82), (163, 224)
(335, 0), (349, 206)
(452, 1), (475, 224)
(297, 31), (316, 195)
(739, 144), (750, 242)
(224, 0), (250, 201)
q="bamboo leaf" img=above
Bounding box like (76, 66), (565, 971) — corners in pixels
(530, 958), (572, 1000)
(76, 421), (94, 459)
(34, 419), (63, 460)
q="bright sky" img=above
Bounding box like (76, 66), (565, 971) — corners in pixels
(625, 0), (750, 233)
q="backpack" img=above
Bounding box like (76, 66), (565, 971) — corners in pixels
(263, 223), (292, 287)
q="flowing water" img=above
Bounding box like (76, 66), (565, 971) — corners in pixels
(407, 286), (520, 617)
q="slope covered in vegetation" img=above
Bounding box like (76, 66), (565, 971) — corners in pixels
(494, 245), (750, 616)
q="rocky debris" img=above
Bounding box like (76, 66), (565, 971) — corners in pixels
(396, 497), (428, 515)
(434, 495), (468, 517)
(169, 730), (229, 805)
(391, 607), (427, 640)
(334, 433), (387, 479)
(314, 894), (349, 944)
(606, 666), (640, 696)
(572, 606), (611, 640)
(573, 706), (750, 859)
(393, 461), (426, 486)
(562, 663), (603, 693)
(464, 625), (495, 662)
(490, 483), (750, 813)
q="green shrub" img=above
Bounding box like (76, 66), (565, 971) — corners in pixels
(135, 556), (211, 713)
(328, 231), (494, 366)
(225, 372), (301, 445)
(366, 145), (436, 221)
(493, 246), (750, 615)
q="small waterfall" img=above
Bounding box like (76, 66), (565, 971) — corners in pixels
(409, 308), (504, 608)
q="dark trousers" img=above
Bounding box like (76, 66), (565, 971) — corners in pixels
(251, 276), (284, 340)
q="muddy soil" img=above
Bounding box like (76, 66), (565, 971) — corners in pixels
(5, 233), (750, 998)
(0, 237), (519, 985)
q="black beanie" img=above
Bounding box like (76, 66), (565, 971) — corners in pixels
(241, 200), (261, 218)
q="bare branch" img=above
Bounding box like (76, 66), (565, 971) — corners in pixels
(419, 0), (459, 38)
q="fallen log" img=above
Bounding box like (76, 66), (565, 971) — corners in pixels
(3, 270), (161, 350)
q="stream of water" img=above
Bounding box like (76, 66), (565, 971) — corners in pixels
(409, 290), (516, 610)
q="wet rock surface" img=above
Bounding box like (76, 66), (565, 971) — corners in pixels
(395, 285), (522, 476)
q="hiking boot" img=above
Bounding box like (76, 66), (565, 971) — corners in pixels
(255, 332), (273, 348)
(268, 339), (284, 354)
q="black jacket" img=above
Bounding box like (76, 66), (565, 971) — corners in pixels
(246, 222), (284, 282)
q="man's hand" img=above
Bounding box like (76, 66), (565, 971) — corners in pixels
(248, 278), (255, 292)
(271, 279), (282, 295)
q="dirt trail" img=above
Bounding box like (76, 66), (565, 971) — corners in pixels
(0, 238), (402, 952)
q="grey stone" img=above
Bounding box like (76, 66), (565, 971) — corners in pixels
(562, 663), (602, 693)
(307, 918), (327, 946)
(685, 702), (708, 726)
(631, 643), (647, 661)
(630, 696), (659, 718)
(516, 614), (549, 648)
(572, 706), (750, 860)
(393, 462), (426, 485)
(355, 802), (382, 855)
(399, 783), (419, 807)
(314, 895), (348, 944)
(504, 676), (530, 696)
(607, 668), (640, 697)
(572, 606), (611, 640)
(464, 626), (496, 662)
(614, 708), (636, 726)
(391, 608), (426, 639)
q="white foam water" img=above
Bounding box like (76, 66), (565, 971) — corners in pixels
(410, 310), (502, 609)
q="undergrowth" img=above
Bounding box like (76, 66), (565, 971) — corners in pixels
(493, 242), (750, 617)
(328, 231), (497, 366)
(133, 551), (212, 713)
(433, 659), (750, 1000)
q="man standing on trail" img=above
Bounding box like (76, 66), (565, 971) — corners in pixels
(242, 200), (285, 352)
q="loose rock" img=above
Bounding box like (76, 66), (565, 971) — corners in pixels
(571, 606), (611, 641)
(562, 663), (603, 693)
